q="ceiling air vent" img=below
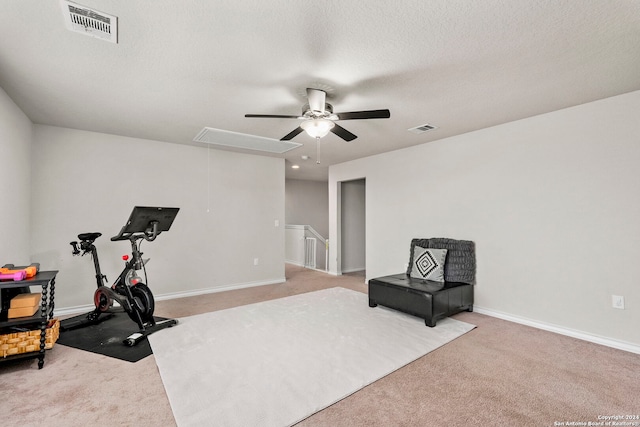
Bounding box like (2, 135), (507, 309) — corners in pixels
(194, 127), (302, 154)
(61, 1), (118, 43)
(408, 123), (438, 134)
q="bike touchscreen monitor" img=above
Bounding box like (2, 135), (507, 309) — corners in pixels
(123, 206), (180, 234)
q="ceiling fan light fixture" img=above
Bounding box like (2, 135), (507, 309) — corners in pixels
(300, 119), (335, 139)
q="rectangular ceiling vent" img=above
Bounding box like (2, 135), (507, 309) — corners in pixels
(408, 123), (438, 134)
(194, 127), (302, 154)
(61, 1), (118, 43)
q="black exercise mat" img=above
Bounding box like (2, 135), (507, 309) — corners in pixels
(58, 312), (167, 362)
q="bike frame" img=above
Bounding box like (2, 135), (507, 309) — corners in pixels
(63, 207), (179, 345)
(74, 234), (150, 329)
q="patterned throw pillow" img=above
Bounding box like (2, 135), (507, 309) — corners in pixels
(409, 246), (448, 282)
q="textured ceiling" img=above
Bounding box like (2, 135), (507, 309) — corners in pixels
(1, 1), (639, 181)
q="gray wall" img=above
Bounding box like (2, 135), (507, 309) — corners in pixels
(285, 179), (328, 269)
(30, 125), (285, 309)
(340, 179), (366, 273)
(285, 179), (328, 238)
(0, 87), (32, 263)
(329, 90), (640, 347)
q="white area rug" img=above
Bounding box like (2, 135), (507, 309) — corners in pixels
(149, 287), (475, 427)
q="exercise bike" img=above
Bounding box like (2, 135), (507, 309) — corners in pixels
(62, 206), (180, 346)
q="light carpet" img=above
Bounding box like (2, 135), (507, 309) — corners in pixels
(149, 287), (476, 427)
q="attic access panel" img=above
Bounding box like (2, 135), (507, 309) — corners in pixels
(194, 127), (302, 154)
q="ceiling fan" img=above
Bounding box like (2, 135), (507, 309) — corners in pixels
(245, 88), (390, 143)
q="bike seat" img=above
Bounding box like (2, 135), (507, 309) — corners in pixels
(78, 232), (102, 242)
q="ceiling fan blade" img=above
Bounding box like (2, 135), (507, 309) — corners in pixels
(306, 88), (326, 114)
(281, 126), (304, 141)
(330, 123), (357, 142)
(245, 114), (301, 119)
(335, 109), (390, 120)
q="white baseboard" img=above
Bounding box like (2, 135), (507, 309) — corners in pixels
(53, 277), (286, 317)
(304, 266), (330, 274)
(55, 303), (96, 317)
(474, 306), (640, 355)
(341, 267), (365, 274)
(285, 261), (329, 274)
(57, 281), (638, 355)
(154, 277), (286, 301)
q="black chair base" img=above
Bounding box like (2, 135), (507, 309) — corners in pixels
(368, 274), (473, 327)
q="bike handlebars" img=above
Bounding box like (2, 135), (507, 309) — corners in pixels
(70, 239), (96, 256)
(70, 241), (80, 255)
(111, 220), (160, 242)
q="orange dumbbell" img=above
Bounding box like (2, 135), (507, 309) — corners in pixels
(0, 263), (40, 279)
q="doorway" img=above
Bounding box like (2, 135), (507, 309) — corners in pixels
(340, 178), (366, 276)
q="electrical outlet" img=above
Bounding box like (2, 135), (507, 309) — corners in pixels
(274, 219), (279, 227)
(254, 258), (259, 266)
(612, 295), (625, 309)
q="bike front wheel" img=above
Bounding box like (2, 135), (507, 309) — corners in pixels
(127, 283), (155, 324)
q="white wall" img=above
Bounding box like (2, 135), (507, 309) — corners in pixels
(0, 87), (32, 263)
(329, 91), (640, 346)
(340, 179), (366, 273)
(31, 125), (285, 309)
